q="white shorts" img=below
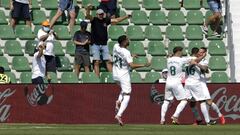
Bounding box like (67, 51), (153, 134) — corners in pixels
(185, 82), (211, 101)
(164, 81), (187, 101)
(113, 74), (132, 94)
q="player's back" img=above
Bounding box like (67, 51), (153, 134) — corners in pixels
(185, 56), (202, 84)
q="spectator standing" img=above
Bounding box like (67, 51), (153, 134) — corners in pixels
(0, 67), (11, 84)
(73, 21), (91, 77)
(86, 5), (131, 77)
(10, 0), (32, 29)
(98, 0), (117, 18)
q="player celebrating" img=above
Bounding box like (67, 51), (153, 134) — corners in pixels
(160, 46), (206, 125)
(113, 35), (150, 126)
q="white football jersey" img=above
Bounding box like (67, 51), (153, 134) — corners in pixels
(32, 51), (46, 79)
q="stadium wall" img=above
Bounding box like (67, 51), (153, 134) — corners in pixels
(0, 84), (239, 124)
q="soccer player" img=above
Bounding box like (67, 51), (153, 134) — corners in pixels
(113, 35), (150, 126)
(160, 46), (206, 125)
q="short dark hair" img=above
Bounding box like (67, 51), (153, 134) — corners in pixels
(173, 46), (183, 54)
(200, 47), (207, 52)
(118, 35), (127, 45)
(191, 47), (199, 55)
(0, 66), (4, 74)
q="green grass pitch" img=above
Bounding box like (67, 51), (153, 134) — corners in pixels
(0, 124), (239, 135)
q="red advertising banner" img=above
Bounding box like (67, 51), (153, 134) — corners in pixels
(0, 84), (239, 124)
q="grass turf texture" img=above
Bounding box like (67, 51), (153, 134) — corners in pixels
(0, 124), (239, 135)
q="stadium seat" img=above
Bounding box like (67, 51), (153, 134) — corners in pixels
(149, 11), (167, 25)
(0, 0), (10, 9)
(12, 56), (31, 72)
(0, 56), (10, 72)
(209, 56), (227, 71)
(122, 0), (140, 10)
(50, 10), (67, 25)
(126, 26), (145, 40)
(32, 10), (47, 25)
(186, 25), (203, 40)
(72, 25), (80, 35)
(147, 41), (166, 56)
(186, 10), (204, 25)
(34, 25), (42, 35)
(168, 10), (185, 25)
(188, 41), (205, 54)
(41, 0), (58, 10)
(166, 26), (184, 40)
(4, 40), (24, 56)
(47, 72), (58, 83)
(66, 41), (76, 56)
(31, 0), (40, 9)
(202, 0), (210, 9)
(131, 10), (149, 25)
(208, 40), (226, 56)
(150, 57), (167, 71)
(82, 0), (99, 8)
(142, 0), (160, 10)
(53, 41), (65, 56)
(5, 72), (17, 83)
(128, 41), (146, 56)
(76, 10), (85, 24)
(211, 72), (229, 83)
(144, 72), (161, 83)
(25, 40), (37, 56)
(108, 41), (117, 55)
(15, 25), (35, 40)
(61, 72), (79, 83)
(0, 25), (16, 39)
(117, 10), (129, 25)
(0, 48), (3, 56)
(82, 72), (100, 83)
(53, 25), (71, 40)
(145, 26), (163, 40)
(108, 25), (125, 40)
(0, 10), (7, 24)
(130, 72), (142, 83)
(207, 26), (223, 40)
(183, 0), (201, 10)
(133, 57), (151, 71)
(20, 72), (32, 83)
(162, 0), (180, 10)
(168, 41), (187, 55)
(100, 72), (114, 83)
(56, 56), (72, 72)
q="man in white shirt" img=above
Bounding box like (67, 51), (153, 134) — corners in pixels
(113, 35), (150, 126)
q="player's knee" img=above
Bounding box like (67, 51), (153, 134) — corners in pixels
(206, 100), (212, 105)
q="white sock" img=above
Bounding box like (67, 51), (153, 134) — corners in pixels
(200, 102), (210, 123)
(117, 93), (123, 103)
(211, 103), (222, 117)
(117, 95), (130, 117)
(173, 100), (188, 118)
(161, 100), (170, 122)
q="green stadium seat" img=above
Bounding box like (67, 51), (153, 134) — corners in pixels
(168, 10), (185, 25)
(61, 72), (79, 83)
(108, 41), (117, 55)
(188, 41), (205, 54)
(72, 25), (80, 35)
(56, 56), (72, 71)
(142, 0), (160, 10)
(183, 0), (201, 10)
(150, 57), (167, 71)
(4, 40), (24, 56)
(168, 41), (187, 55)
(207, 26), (223, 40)
(31, 0), (40, 9)
(15, 25), (35, 40)
(186, 25), (203, 40)
(82, 72), (100, 83)
(66, 41), (76, 56)
(76, 10), (85, 24)
(0, 56), (10, 72)
(166, 26), (184, 40)
(130, 72), (142, 83)
(108, 25), (125, 40)
(53, 41), (65, 56)
(32, 10), (47, 25)
(133, 57), (151, 71)
(12, 56), (31, 72)
(162, 0), (180, 10)
(20, 72), (32, 83)
(122, 0), (140, 10)
(117, 10), (129, 25)
(41, 0), (58, 10)
(149, 11), (167, 25)
(186, 10), (203, 25)
(144, 72), (161, 83)
(0, 10), (7, 24)
(209, 56), (227, 71)
(82, 0), (99, 8)
(211, 72), (229, 83)
(0, 25), (16, 39)
(25, 40), (37, 56)
(47, 72), (58, 83)
(147, 41), (166, 56)
(100, 72), (114, 83)
(145, 26), (163, 40)
(1, 0), (10, 9)
(208, 40), (226, 56)
(34, 25), (42, 35)
(202, 0), (210, 9)
(126, 26), (145, 40)
(50, 10), (67, 25)
(205, 11), (212, 22)
(131, 10), (149, 25)
(128, 41), (146, 56)
(53, 25), (71, 40)
(0, 48), (3, 56)
(5, 72), (17, 83)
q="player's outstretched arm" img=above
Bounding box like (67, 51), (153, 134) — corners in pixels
(111, 14), (131, 24)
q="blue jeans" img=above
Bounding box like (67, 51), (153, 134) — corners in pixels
(59, 0), (75, 12)
(91, 44), (111, 60)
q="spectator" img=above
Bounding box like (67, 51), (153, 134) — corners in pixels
(201, 0), (222, 37)
(50, 0), (76, 32)
(32, 43), (46, 84)
(98, 0), (117, 18)
(37, 20), (57, 82)
(10, 0), (32, 29)
(86, 5), (131, 77)
(73, 21), (91, 77)
(0, 66), (11, 84)
(159, 68), (168, 83)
